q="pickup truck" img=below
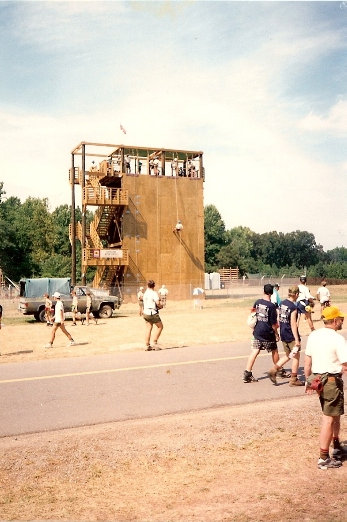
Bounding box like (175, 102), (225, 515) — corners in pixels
(19, 284), (122, 322)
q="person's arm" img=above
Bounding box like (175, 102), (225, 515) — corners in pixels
(342, 362), (347, 374)
(304, 354), (312, 379)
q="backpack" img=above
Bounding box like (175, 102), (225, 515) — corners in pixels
(247, 311), (257, 329)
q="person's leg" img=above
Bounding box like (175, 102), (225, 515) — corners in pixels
(153, 321), (163, 343)
(145, 321), (153, 347)
(246, 348), (260, 372)
(319, 415), (336, 458)
(49, 324), (59, 345)
(60, 323), (73, 341)
(271, 349), (279, 365)
(305, 312), (314, 331)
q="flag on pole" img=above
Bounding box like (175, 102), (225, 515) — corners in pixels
(120, 124), (127, 135)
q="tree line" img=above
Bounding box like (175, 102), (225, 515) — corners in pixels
(204, 204), (347, 279)
(0, 185), (345, 283)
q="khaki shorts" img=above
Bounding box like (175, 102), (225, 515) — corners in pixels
(282, 340), (301, 357)
(319, 376), (344, 417)
(143, 313), (161, 324)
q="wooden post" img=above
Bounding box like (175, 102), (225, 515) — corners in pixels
(71, 153), (76, 285)
(81, 143), (86, 285)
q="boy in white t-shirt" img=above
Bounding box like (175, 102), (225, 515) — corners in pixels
(44, 292), (76, 349)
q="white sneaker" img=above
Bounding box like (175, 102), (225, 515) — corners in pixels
(69, 340), (76, 346)
(44, 343), (53, 349)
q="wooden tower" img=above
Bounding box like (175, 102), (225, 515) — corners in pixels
(69, 142), (205, 299)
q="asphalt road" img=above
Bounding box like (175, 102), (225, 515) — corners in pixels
(0, 337), (324, 438)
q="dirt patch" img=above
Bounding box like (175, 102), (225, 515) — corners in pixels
(0, 286), (346, 520)
(0, 398), (346, 521)
(3, 285), (343, 363)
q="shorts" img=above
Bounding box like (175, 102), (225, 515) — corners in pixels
(71, 305), (77, 312)
(297, 299), (309, 314)
(143, 313), (161, 324)
(319, 375), (344, 416)
(282, 340), (301, 357)
(251, 339), (278, 352)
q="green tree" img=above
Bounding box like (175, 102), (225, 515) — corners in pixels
(204, 205), (226, 272)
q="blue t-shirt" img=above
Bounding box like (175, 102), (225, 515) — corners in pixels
(253, 298), (277, 341)
(279, 299), (300, 343)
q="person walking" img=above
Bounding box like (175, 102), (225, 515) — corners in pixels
(243, 284), (282, 383)
(137, 286), (144, 316)
(268, 286), (304, 386)
(297, 275), (315, 332)
(158, 284), (168, 307)
(143, 280), (163, 351)
(304, 306), (347, 469)
(44, 292), (76, 349)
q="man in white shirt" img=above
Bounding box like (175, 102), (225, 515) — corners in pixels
(297, 275), (315, 332)
(143, 280), (163, 351)
(305, 306), (347, 469)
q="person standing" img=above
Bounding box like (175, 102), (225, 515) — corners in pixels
(143, 280), (163, 351)
(297, 275), (315, 331)
(270, 283), (281, 307)
(85, 291), (97, 325)
(158, 285), (168, 307)
(44, 293), (54, 326)
(137, 286), (144, 316)
(243, 284), (281, 383)
(316, 280), (331, 313)
(44, 292), (75, 348)
(304, 306), (347, 469)
(268, 286), (304, 386)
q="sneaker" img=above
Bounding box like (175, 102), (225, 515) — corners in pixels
(44, 343), (53, 349)
(277, 369), (291, 378)
(243, 371), (258, 383)
(268, 368), (277, 385)
(289, 378), (304, 387)
(69, 340), (76, 346)
(153, 342), (162, 351)
(332, 446), (347, 461)
(145, 345), (153, 351)
(317, 457), (342, 470)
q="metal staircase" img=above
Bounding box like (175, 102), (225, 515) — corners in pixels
(69, 166), (129, 289)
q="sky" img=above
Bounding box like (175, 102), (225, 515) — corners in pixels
(0, 0), (346, 251)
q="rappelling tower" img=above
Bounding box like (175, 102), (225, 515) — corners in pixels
(69, 142), (205, 299)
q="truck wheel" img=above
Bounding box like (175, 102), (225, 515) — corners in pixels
(98, 305), (113, 319)
(38, 309), (47, 323)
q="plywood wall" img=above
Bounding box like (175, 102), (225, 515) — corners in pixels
(122, 175), (204, 299)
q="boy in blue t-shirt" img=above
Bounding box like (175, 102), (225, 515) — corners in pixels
(243, 284), (280, 383)
(268, 286), (304, 386)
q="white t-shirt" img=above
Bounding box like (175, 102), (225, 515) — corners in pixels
(317, 286), (330, 303)
(297, 284), (314, 302)
(305, 327), (347, 374)
(143, 288), (159, 315)
(54, 300), (65, 323)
